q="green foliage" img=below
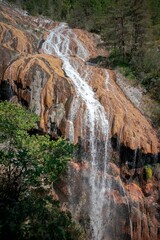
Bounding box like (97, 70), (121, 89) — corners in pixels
(0, 102), (73, 184)
(0, 100), (38, 141)
(129, 46), (160, 102)
(0, 101), (82, 240)
(144, 165), (153, 181)
(106, 0), (160, 103)
(119, 66), (136, 81)
(108, 50), (136, 80)
(149, 0), (160, 25)
(1, 191), (83, 240)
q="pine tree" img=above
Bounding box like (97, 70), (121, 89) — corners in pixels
(103, 0), (151, 61)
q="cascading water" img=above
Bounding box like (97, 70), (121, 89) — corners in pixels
(42, 23), (109, 239)
(42, 23), (131, 240)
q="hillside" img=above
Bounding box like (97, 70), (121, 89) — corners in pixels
(0, 1), (160, 240)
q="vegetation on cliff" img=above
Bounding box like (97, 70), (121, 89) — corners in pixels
(0, 101), (83, 240)
(6, 0), (160, 101)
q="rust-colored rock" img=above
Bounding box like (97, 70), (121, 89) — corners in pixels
(0, 22), (34, 53)
(3, 53), (74, 137)
(0, 2), (159, 155)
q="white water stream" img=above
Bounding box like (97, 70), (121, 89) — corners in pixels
(42, 23), (109, 239)
(42, 23), (132, 240)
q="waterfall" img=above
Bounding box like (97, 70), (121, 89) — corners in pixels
(42, 23), (121, 239)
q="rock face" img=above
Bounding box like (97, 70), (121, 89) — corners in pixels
(3, 54), (73, 136)
(0, 2), (160, 240)
(0, 3), (159, 154)
(66, 159), (160, 240)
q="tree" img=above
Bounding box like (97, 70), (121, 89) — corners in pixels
(104, 0), (151, 61)
(103, 0), (131, 60)
(0, 101), (83, 240)
(149, 0), (160, 25)
(68, 0), (104, 30)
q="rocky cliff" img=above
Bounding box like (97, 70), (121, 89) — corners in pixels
(0, 2), (160, 240)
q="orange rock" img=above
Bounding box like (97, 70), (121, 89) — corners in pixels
(0, 2), (159, 155)
(0, 22), (34, 53)
(144, 182), (153, 196)
(126, 183), (144, 202)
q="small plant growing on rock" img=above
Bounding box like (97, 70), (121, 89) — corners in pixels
(144, 165), (153, 181)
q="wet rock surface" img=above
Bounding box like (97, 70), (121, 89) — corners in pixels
(62, 158), (160, 240)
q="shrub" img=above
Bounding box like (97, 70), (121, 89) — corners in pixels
(144, 165), (153, 181)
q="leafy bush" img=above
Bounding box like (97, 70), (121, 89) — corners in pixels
(144, 165), (153, 181)
(0, 101), (83, 240)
